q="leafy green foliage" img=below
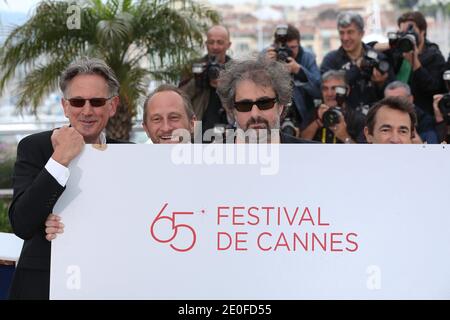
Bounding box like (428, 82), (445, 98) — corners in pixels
(0, 199), (12, 233)
(0, 0), (220, 139)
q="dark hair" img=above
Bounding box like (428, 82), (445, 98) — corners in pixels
(143, 84), (195, 123)
(60, 57), (120, 97)
(274, 24), (300, 42)
(365, 96), (417, 137)
(397, 11), (427, 34)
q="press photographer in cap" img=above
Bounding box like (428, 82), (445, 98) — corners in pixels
(263, 23), (321, 136)
(301, 70), (366, 143)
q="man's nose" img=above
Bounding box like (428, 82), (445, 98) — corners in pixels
(250, 103), (261, 117)
(161, 118), (172, 132)
(390, 132), (402, 144)
(81, 101), (94, 115)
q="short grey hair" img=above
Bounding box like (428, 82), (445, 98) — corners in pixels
(216, 58), (292, 111)
(322, 69), (347, 85)
(384, 81), (412, 96)
(143, 84), (195, 123)
(337, 11), (364, 32)
(59, 57), (120, 97)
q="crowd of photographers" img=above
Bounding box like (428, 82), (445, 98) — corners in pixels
(176, 10), (450, 144)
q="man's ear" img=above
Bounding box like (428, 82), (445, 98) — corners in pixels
(278, 104), (285, 117)
(364, 126), (373, 143)
(189, 115), (197, 133)
(109, 96), (120, 117)
(61, 98), (69, 118)
(142, 121), (150, 138)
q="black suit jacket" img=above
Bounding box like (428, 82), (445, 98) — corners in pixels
(8, 130), (125, 299)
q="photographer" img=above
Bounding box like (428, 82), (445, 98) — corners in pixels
(383, 81), (441, 143)
(320, 12), (393, 112)
(433, 70), (450, 143)
(301, 70), (366, 143)
(374, 11), (446, 117)
(180, 25), (232, 137)
(264, 24), (321, 134)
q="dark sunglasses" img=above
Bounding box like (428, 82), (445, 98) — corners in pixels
(233, 97), (277, 112)
(66, 96), (113, 108)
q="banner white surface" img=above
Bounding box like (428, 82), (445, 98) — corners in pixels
(50, 144), (450, 299)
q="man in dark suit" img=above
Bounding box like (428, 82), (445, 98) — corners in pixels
(8, 57), (124, 299)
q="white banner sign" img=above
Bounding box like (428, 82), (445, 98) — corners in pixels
(51, 144), (450, 299)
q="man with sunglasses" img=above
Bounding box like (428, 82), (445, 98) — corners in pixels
(216, 58), (313, 143)
(8, 57), (125, 299)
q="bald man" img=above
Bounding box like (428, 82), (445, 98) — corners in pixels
(180, 25), (233, 141)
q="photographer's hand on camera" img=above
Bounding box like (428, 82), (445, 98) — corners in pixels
(328, 113), (353, 143)
(317, 103), (330, 121)
(402, 44), (422, 71)
(300, 104), (327, 140)
(371, 67), (389, 86)
(286, 57), (301, 75)
(433, 94), (445, 123)
(265, 47), (277, 61)
(432, 94), (448, 143)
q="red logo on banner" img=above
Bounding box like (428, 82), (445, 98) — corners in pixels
(150, 203), (197, 252)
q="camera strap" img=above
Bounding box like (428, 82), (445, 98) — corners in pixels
(321, 128), (337, 144)
(396, 59), (412, 83)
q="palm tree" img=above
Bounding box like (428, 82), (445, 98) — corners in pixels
(0, 0), (219, 140)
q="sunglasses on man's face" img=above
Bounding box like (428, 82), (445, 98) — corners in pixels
(233, 97), (277, 112)
(66, 96), (113, 108)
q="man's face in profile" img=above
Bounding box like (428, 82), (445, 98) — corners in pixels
(143, 91), (194, 144)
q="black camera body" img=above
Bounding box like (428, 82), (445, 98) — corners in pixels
(322, 106), (343, 129)
(274, 24), (294, 63)
(192, 55), (224, 88)
(439, 94), (450, 122)
(360, 49), (390, 80)
(388, 24), (419, 53)
(438, 70), (450, 123)
(322, 86), (347, 129)
(281, 102), (302, 137)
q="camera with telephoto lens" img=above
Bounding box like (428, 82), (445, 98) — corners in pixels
(322, 86), (348, 129)
(281, 103), (302, 137)
(438, 70), (450, 123)
(274, 24), (294, 63)
(388, 24), (419, 53)
(192, 55), (224, 88)
(360, 49), (390, 80)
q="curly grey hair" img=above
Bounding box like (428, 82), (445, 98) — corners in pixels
(216, 58), (293, 111)
(59, 57), (120, 97)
